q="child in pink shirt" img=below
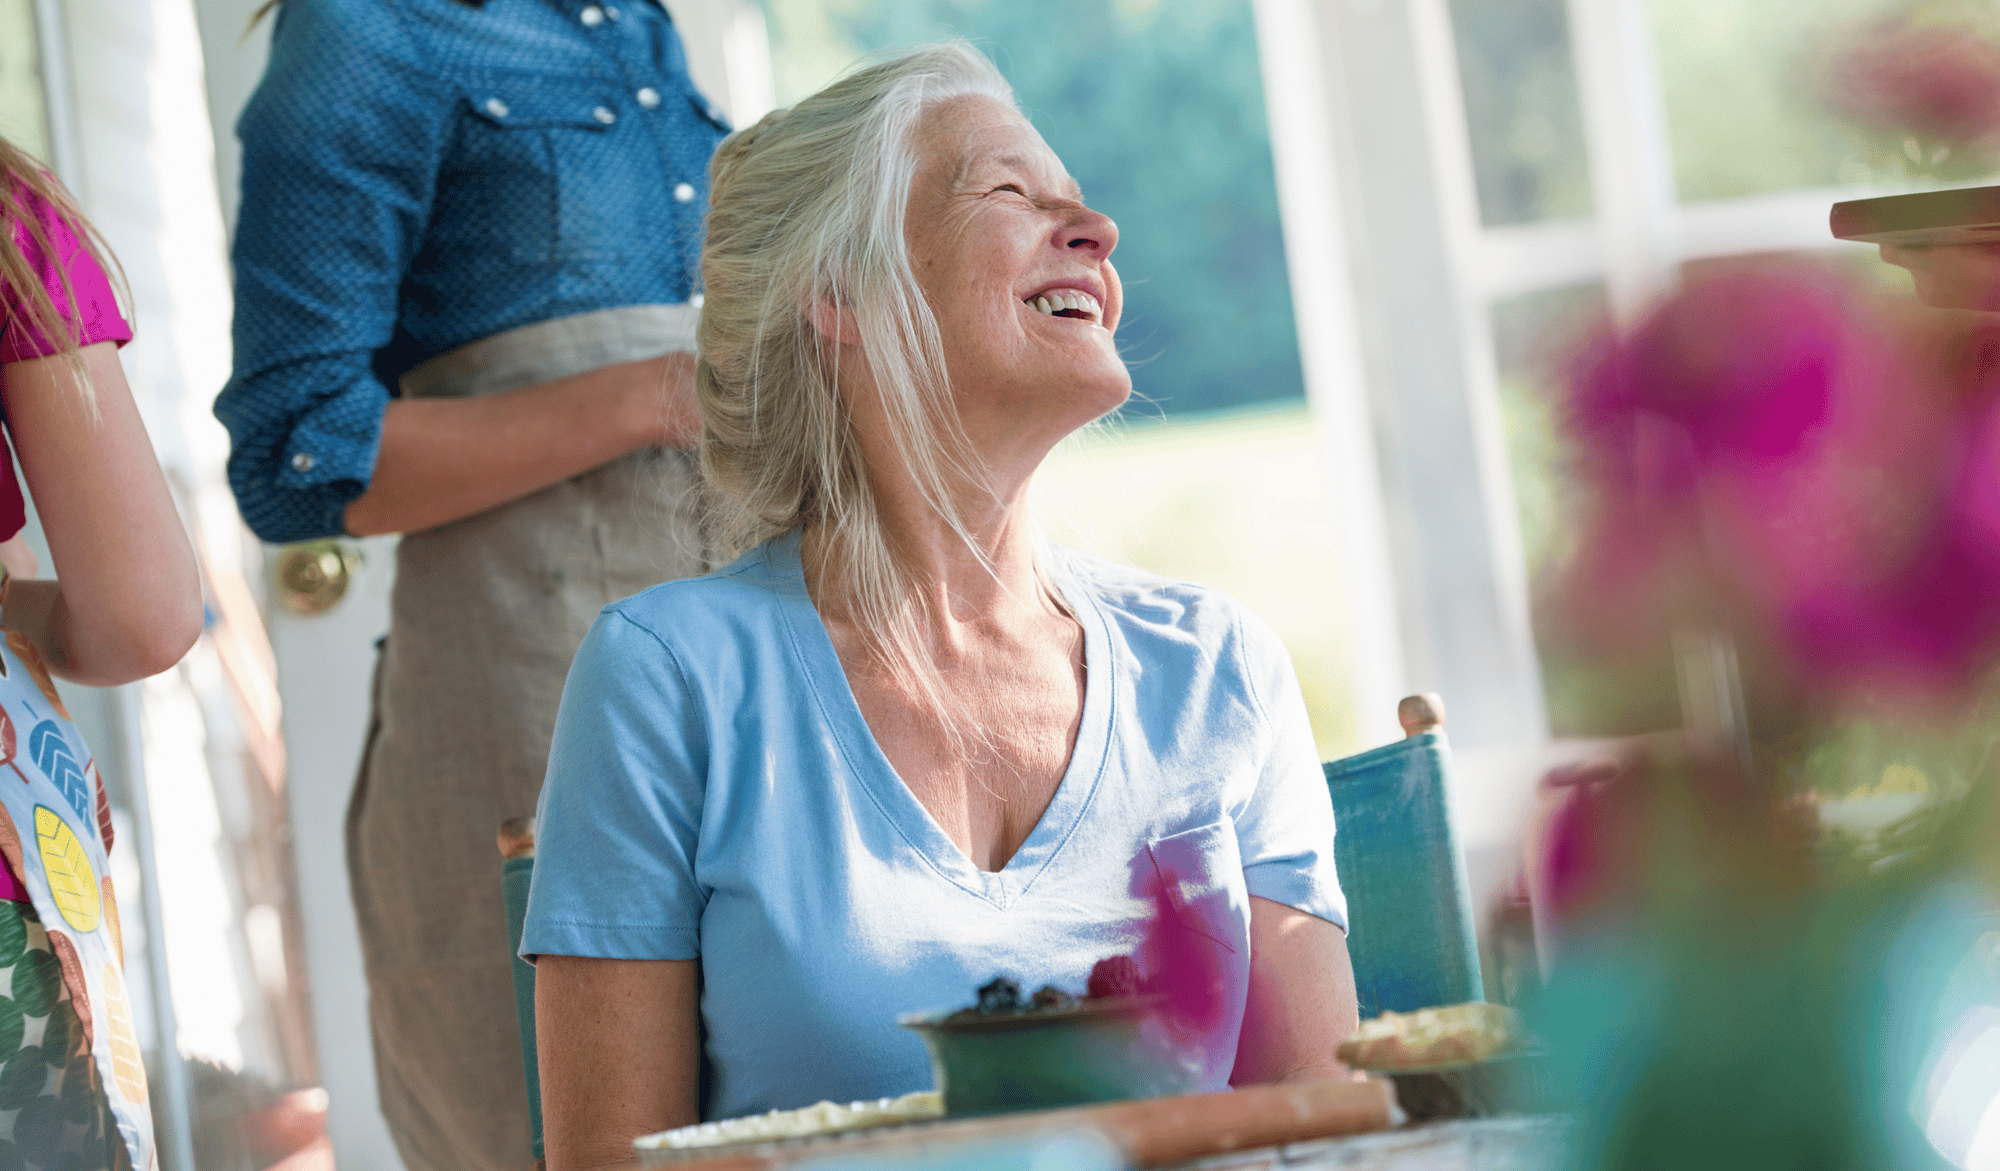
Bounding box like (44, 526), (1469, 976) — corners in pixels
(0, 134), (201, 1170)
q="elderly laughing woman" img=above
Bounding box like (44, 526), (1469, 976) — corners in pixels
(520, 42), (1359, 1166)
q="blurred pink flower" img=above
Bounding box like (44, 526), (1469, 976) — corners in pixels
(1828, 24), (2000, 149)
(1136, 866), (1226, 1039)
(1557, 261), (2000, 700)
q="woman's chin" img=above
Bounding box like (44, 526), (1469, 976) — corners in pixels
(1088, 382), (1133, 422)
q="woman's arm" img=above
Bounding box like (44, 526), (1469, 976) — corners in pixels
(341, 351), (699, 536)
(0, 342), (200, 685)
(1231, 896), (1359, 1086)
(537, 955), (702, 1171)
(222, 2), (704, 544)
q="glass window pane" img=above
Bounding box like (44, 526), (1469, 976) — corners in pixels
(0, 0), (49, 163)
(764, 0), (1306, 418)
(1033, 407), (1367, 756)
(1650, 0), (1946, 202)
(1448, 0), (1595, 226)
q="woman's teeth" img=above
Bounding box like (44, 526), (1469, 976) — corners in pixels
(1027, 290), (1102, 321)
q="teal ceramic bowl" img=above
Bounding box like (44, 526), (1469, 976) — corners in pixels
(898, 997), (1202, 1118)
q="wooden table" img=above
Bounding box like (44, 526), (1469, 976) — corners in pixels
(623, 1081), (1568, 1170)
(1165, 1116), (1568, 1170)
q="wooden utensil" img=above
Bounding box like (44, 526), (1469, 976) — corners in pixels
(1831, 185), (2000, 246)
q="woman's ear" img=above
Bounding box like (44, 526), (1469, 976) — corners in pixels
(808, 301), (864, 346)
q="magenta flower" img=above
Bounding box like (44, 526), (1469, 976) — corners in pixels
(1135, 866), (1226, 1039)
(1556, 260), (2000, 702)
(1828, 24), (2000, 150)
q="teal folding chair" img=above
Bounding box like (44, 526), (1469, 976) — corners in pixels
(498, 818), (545, 1168)
(1323, 694), (1485, 1018)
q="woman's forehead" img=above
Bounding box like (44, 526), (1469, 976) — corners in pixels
(921, 97), (1078, 197)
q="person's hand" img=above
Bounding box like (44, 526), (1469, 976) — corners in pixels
(0, 536), (37, 581)
(346, 348), (707, 536)
(1880, 243), (2000, 310)
(644, 350), (702, 449)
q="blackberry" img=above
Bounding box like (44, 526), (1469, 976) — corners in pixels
(975, 976), (1023, 1014)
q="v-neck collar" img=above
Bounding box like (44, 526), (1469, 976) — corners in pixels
(769, 531), (1113, 910)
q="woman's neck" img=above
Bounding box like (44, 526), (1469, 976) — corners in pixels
(803, 464), (1056, 631)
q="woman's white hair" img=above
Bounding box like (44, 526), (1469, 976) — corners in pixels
(697, 40), (1024, 725)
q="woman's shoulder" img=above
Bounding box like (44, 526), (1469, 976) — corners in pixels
(597, 540), (806, 655)
(263, 0), (415, 52)
(255, 0), (477, 89)
(1053, 545), (1282, 658)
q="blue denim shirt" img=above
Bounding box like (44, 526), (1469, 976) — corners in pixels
(216, 0), (729, 543)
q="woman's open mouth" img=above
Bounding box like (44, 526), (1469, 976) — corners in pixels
(1024, 289), (1103, 325)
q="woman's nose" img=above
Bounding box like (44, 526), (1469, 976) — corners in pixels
(1057, 207), (1117, 259)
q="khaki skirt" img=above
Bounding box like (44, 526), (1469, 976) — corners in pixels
(346, 305), (707, 1171)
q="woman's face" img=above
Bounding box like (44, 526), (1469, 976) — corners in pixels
(902, 95), (1129, 464)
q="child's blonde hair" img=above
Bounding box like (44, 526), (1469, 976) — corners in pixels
(0, 135), (125, 416)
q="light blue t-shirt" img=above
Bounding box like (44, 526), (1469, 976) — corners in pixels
(521, 532), (1345, 1121)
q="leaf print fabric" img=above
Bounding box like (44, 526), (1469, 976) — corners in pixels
(96, 880), (118, 970)
(0, 609), (152, 1168)
(0, 902), (118, 1169)
(4, 636), (65, 721)
(0, 709), (26, 785)
(98, 965), (140, 1108)
(30, 811), (95, 936)
(86, 766), (109, 853)
(27, 729), (88, 826)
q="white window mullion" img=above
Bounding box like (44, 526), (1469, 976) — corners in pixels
(1254, 0), (1549, 754)
(1408, 0), (1548, 754)
(1565, 0), (1682, 320)
(1473, 220), (1604, 300)
(1252, 0), (1410, 749)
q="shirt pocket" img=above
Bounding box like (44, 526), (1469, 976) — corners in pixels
(1144, 820), (1250, 960)
(1143, 821), (1254, 1085)
(439, 76), (624, 266)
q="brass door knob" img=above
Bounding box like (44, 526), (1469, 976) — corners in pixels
(276, 540), (362, 615)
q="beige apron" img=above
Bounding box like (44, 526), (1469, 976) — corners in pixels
(347, 305), (707, 1171)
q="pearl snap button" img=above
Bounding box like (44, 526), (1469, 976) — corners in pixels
(673, 182), (695, 203)
(593, 106), (617, 125)
(605, 4), (620, 17)
(636, 87), (661, 109)
(580, 5), (604, 27)
(291, 452), (316, 472)
(483, 98), (509, 118)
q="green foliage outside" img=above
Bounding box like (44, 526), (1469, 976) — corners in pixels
(1648, 0), (1925, 201)
(761, 0), (1306, 418)
(0, 0), (48, 164)
(1448, 0), (1594, 227)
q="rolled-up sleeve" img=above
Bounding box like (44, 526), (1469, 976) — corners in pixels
(215, 1), (448, 543)
(1230, 608), (1348, 932)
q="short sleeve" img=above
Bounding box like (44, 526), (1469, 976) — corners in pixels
(0, 189), (132, 364)
(520, 608), (711, 961)
(1228, 608), (1348, 931)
